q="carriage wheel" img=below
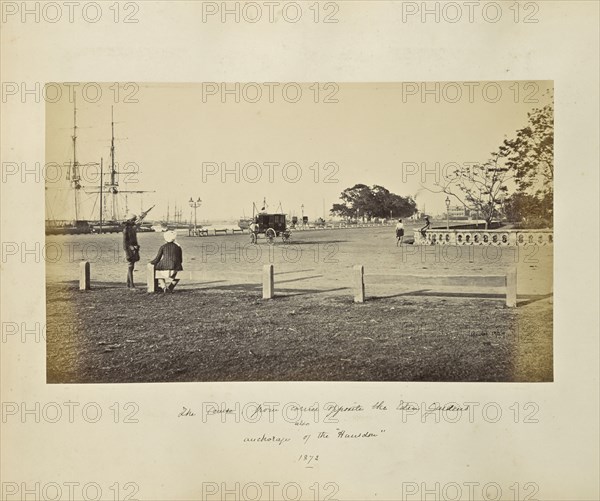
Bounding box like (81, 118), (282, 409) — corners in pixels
(265, 228), (276, 245)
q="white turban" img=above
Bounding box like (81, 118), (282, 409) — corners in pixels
(163, 230), (177, 243)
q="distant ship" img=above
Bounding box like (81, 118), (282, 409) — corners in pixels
(152, 223), (168, 232)
(238, 207), (256, 229)
(238, 199), (271, 229)
(153, 221), (194, 232)
(45, 220), (93, 235)
(155, 201), (206, 232)
(238, 218), (253, 230)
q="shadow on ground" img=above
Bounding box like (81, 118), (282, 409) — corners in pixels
(46, 283), (553, 384)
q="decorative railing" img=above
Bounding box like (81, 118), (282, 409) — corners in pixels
(292, 221), (394, 230)
(413, 229), (553, 246)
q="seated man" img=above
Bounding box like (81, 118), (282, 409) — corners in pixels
(150, 230), (183, 293)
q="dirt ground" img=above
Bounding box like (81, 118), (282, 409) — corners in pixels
(46, 223), (553, 296)
(45, 225), (553, 383)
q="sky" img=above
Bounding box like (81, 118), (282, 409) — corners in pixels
(45, 81), (552, 222)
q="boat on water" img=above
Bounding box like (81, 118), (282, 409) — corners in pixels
(151, 223), (168, 232)
(237, 206), (255, 229)
(45, 97), (155, 235)
(47, 218), (154, 236)
(45, 220), (94, 235)
(152, 221), (193, 232)
(238, 218), (253, 230)
(89, 220), (154, 234)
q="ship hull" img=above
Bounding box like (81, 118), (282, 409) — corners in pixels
(238, 218), (253, 230)
(45, 220), (93, 235)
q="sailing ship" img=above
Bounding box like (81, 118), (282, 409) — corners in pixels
(237, 210), (254, 230)
(158, 202), (194, 231)
(45, 93), (97, 235)
(237, 218), (253, 230)
(45, 97), (154, 234)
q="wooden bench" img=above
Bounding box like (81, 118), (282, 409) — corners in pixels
(147, 263), (158, 292)
(353, 265), (517, 307)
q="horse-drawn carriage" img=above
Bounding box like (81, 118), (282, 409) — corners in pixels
(251, 213), (291, 244)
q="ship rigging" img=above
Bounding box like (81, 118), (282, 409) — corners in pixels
(46, 97), (155, 234)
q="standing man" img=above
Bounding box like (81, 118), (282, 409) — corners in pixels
(123, 213), (140, 289)
(395, 219), (405, 246)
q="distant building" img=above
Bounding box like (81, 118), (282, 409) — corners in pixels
(447, 205), (469, 220)
(447, 205), (480, 220)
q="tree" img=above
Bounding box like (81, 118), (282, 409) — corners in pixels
(331, 184), (417, 220)
(501, 95), (553, 227)
(503, 192), (538, 222)
(503, 98), (553, 197)
(503, 191), (553, 227)
(423, 152), (515, 229)
(422, 93), (554, 229)
(339, 184), (373, 219)
(330, 203), (355, 219)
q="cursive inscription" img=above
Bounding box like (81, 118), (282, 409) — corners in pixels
(323, 403), (364, 420)
(243, 434), (291, 446)
(178, 406), (196, 417)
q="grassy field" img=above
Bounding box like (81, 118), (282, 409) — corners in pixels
(46, 225), (553, 383)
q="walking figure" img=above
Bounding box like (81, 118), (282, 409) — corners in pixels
(395, 219), (404, 246)
(249, 219), (259, 244)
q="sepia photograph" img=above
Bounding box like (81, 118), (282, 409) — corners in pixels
(45, 81), (554, 384)
(3, 1), (599, 499)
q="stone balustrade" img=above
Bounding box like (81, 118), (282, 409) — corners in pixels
(413, 228), (553, 246)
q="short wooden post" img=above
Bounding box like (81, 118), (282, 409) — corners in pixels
(263, 264), (274, 299)
(147, 263), (157, 293)
(506, 268), (517, 308)
(79, 261), (90, 290)
(353, 265), (365, 303)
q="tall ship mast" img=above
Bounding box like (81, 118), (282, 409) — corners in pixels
(89, 105), (155, 232)
(46, 93), (100, 234)
(70, 92), (81, 220)
(46, 101), (154, 234)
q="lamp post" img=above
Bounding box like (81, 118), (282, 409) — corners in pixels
(301, 204), (304, 224)
(445, 196), (450, 230)
(189, 197), (202, 231)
